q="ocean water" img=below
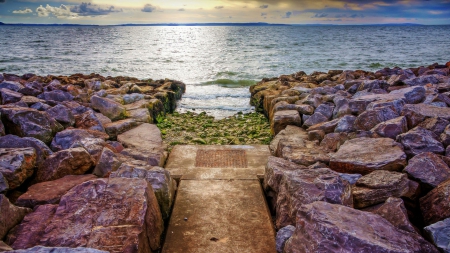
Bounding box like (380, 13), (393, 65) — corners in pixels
(1, 25), (449, 118)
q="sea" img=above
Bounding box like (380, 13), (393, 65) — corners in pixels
(1, 25), (449, 118)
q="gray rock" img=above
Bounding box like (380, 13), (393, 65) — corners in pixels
(418, 117), (449, 136)
(354, 107), (399, 131)
(122, 93), (145, 105)
(404, 152), (450, 189)
(404, 75), (440, 86)
(334, 115), (356, 133)
(276, 225), (295, 253)
(390, 86), (426, 104)
(6, 246), (109, 253)
(338, 173), (362, 185)
(314, 103), (334, 119)
(401, 103), (450, 128)
(424, 217), (450, 253)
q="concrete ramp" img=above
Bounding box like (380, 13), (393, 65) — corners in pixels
(163, 145), (276, 253)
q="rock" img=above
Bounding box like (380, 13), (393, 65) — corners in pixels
(314, 103), (334, 119)
(74, 110), (105, 132)
(0, 148), (36, 190)
(302, 112), (328, 129)
(417, 117), (449, 136)
(0, 135), (52, 166)
(0, 108), (61, 144)
(441, 125), (450, 147)
(37, 90), (73, 102)
(424, 217), (450, 253)
(0, 81), (24, 92)
(354, 107), (399, 131)
(15, 175), (97, 208)
(117, 124), (167, 167)
(404, 75), (440, 86)
(330, 137), (407, 175)
(92, 147), (122, 177)
(123, 93), (145, 105)
(284, 201), (439, 253)
(128, 108), (152, 123)
(0, 173), (8, 193)
(0, 194), (31, 240)
(269, 125), (307, 155)
(276, 136), (330, 167)
(353, 170), (417, 208)
(30, 102), (51, 111)
(390, 86), (426, 104)
(367, 98), (405, 115)
(7, 178), (163, 252)
(338, 173), (361, 185)
(401, 103), (450, 128)
(334, 115), (356, 133)
(396, 127), (444, 157)
(6, 246), (108, 253)
(94, 113), (112, 126)
(320, 132), (348, 152)
(0, 241), (12, 251)
(110, 163), (176, 220)
(368, 197), (418, 234)
(0, 88), (23, 104)
(420, 179), (450, 225)
(0, 116), (4, 137)
(45, 105), (74, 128)
(265, 157), (352, 229)
(370, 116), (408, 139)
(104, 119), (139, 139)
(271, 110), (301, 135)
(90, 95), (127, 121)
(404, 152), (450, 189)
(307, 118), (339, 134)
(307, 130), (325, 142)
(18, 82), (43, 97)
(276, 225), (295, 253)
(34, 147), (94, 183)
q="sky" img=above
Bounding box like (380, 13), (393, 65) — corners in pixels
(0, 0), (449, 25)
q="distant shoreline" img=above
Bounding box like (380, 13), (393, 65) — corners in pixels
(1, 22), (442, 27)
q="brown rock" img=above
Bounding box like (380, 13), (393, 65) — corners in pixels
(284, 201), (439, 253)
(15, 174), (97, 208)
(365, 197), (418, 234)
(401, 103), (450, 128)
(92, 147), (122, 177)
(370, 116), (408, 139)
(0, 194), (31, 240)
(74, 110), (105, 132)
(0, 240), (12, 251)
(302, 112), (328, 129)
(269, 125), (307, 155)
(440, 124), (450, 147)
(404, 152), (450, 189)
(0, 148), (36, 190)
(354, 107), (399, 131)
(420, 179), (450, 225)
(90, 95), (127, 121)
(307, 130), (325, 142)
(104, 118), (139, 139)
(8, 178), (163, 252)
(271, 110), (301, 136)
(353, 170), (417, 208)
(35, 147), (94, 183)
(334, 115), (356, 133)
(330, 137), (407, 175)
(320, 132), (348, 152)
(276, 136), (330, 166)
(396, 127), (444, 157)
(0, 135), (52, 166)
(307, 118), (339, 134)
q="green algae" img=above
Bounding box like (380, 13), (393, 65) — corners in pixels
(157, 111), (272, 152)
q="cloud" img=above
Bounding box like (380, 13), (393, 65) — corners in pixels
(141, 4), (156, 12)
(0, 0), (5, 3)
(314, 12), (328, 18)
(70, 2), (121, 16)
(13, 8), (33, 14)
(260, 4), (269, 9)
(178, 8), (185, 11)
(261, 12), (267, 16)
(283, 11), (292, 18)
(36, 4), (77, 18)
(215, 6), (224, 9)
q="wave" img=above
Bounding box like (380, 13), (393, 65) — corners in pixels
(178, 105), (253, 111)
(182, 94), (250, 99)
(201, 79), (257, 87)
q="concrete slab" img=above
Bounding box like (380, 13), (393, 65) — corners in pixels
(162, 179), (276, 253)
(165, 145), (270, 180)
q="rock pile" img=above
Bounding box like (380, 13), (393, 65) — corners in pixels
(253, 62), (450, 253)
(0, 73), (184, 252)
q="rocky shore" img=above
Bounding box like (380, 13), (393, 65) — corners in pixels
(252, 61), (450, 252)
(0, 73), (185, 252)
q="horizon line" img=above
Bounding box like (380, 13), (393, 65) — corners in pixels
(1, 22), (449, 26)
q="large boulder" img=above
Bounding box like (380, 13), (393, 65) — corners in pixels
(0, 135), (52, 166)
(0, 88), (23, 104)
(0, 108), (61, 144)
(7, 178), (163, 252)
(269, 125), (307, 155)
(275, 136), (330, 166)
(389, 86), (426, 104)
(264, 157), (352, 229)
(0, 81), (24, 92)
(0, 194), (31, 240)
(354, 107), (399, 131)
(110, 163), (176, 220)
(418, 117), (449, 136)
(90, 96), (127, 121)
(0, 148), (36, 190)
(16, 174), (97, 208)
(6, 246), (108, 253)
(401, 104), (450, 128)
(92, 147), (122, 177)
(117, 124), (167, 167)
(370, 116), (408, 139)
(404, 152), (450, 189)
(284, 201), (439, 253)
(307, 118), (339, 134)
(271, 110), (301, 135)
(34, 147), (94, 183)
(334, 115), (356, 133)
(104, 119), (139, 139)
(74, 110), (105, 132)
(352, 170), (418, 208)
(330, 137), (407, 175)
(37, 90), (73, 102)
(424, 217), (450, 253)
(420, 179), (450, 225)
(396, 127), (444, 157)
(302, 112), (328, 129)
(46, 104), (75, 128)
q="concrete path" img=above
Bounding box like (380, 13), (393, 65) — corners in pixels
(163, 145), (276, 253)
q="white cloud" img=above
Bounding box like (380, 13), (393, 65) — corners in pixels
(36, 4), (77, 18)
(13, 8), (33, 14)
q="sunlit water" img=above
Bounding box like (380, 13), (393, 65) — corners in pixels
(1, 25), (449, 118)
